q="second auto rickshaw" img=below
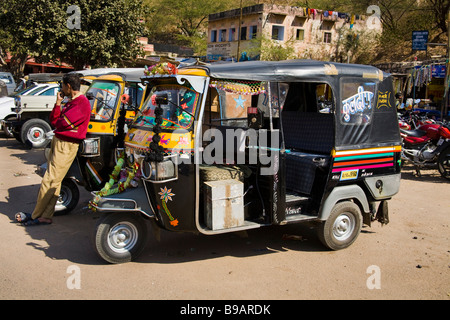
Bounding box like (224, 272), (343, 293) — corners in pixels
(38, 68), (146, 214)
(89, 60), (402, 264)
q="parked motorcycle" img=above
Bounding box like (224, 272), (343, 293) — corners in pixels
(400, 122), (450, 179)
(398, 110), (437, 130)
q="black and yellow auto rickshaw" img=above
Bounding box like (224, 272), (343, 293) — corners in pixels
(39, 68), (146, 214)
(89, 60), (402, 264)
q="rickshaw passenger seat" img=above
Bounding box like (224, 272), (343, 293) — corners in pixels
(282, 112), (334, 195)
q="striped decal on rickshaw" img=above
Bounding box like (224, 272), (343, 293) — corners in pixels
(332, 146), (401, 173)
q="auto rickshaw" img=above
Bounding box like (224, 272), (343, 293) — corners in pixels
(89, 60), (402, 264)
(38, 68), (146, 214)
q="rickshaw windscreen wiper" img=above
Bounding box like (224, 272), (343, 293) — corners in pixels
(155, 93), (195, 119)
(86, 92), (115, 111)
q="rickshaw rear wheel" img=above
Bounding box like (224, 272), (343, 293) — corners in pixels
(95, 213), (148, 264)
(318, 201), (362, 251)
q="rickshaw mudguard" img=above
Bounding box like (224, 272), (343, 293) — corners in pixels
(92, 184), (155, 219)
(363, 174), (401, 200)
(318, 184), (370, 221)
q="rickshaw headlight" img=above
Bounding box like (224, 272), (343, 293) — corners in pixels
(80, 137), (100, 157)
(141, 160), (154, 180)
(141, 155), (178, 182)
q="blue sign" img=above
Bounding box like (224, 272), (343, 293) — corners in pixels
(412, 31), (429, 51)
(432, 65), (446, 78)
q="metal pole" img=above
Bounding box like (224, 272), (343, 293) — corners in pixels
(446, 10), (450, 118)
(236, 0), (243, 62)
(443, 10), (450, 120)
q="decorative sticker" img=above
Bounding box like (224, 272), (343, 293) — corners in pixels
(158, 186), (179, 227)
(341, 86), (374, 123)
(376, 91), (392, 109)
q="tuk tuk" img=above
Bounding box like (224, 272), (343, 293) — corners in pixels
(89, 60), (402, 264)
(39, 68), (146, 214)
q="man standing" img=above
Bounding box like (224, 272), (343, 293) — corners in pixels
(16, 73), (91, 226)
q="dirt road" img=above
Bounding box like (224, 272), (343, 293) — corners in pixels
(0, 135), (448, 301)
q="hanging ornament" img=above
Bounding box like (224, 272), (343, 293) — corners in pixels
(209, 80), (266, 95)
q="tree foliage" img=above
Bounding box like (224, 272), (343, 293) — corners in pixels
(0, 0), (146, 78)
(144, 0), (235, 54)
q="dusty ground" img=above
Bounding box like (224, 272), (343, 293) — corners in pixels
(0, 134), (448, 302)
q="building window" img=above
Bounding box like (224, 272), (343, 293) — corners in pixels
(249, 25), (258, 39)
(211, 30), (217, 42)
(240, 26), (247, 40)
(272, 25), (285, 41)
(296, 29), (304, 41)
(323, 32), (332, 43)
(229, 28), (236, 41)
(219, 29), (227, 42)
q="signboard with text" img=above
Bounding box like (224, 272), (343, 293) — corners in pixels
(412, 31), (429, 51)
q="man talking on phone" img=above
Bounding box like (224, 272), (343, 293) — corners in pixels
(15, 73), (91, 226)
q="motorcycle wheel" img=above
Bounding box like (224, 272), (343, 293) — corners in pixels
(94, 213), (148, 264)
(437, 148), (450, 180)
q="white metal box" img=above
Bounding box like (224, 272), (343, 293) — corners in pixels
(204, 179), (244, 230)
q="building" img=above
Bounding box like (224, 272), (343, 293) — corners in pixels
(207, 3), (381, 62)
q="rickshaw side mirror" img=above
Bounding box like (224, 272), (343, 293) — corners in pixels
(121, 94), (130, 105)
(86, 92), (94, 100)
(154, 93), (168, 105)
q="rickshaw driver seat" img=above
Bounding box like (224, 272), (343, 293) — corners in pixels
(282, 111), (334, 195)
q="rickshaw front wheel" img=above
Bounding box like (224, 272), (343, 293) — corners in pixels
(318, 201), (362, 251)
(54, 178), (80, 216)
(95, 213), (148, 264)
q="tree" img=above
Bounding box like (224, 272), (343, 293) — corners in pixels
(56, 0), (147, 70)
(144, 0), (241, 55)
(0, 0), (66, 79)
(0, 0), (146, 78)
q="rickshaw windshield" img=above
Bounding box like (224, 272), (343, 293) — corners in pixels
(136, 81), (200, 130)
(87, 81), (120, 122)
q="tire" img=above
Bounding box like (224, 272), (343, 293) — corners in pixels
(21, 119), (52, 149)
(94, 213), (148, 264)
(54, 179), (80, 216)
(437, 147), (450, 180)
(318, 201), (362, 251)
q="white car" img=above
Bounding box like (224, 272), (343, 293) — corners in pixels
(0, 83), (59, 137)
(0, 72), (16, 95)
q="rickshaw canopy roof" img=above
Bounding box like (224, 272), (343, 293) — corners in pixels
(183, 60), (386, 82)
(72, 68), (145, 82)
(28, 73), (64, 83)
(179, 59), (400, 150)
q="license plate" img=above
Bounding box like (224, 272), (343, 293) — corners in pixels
(340, 170), (359, 181)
